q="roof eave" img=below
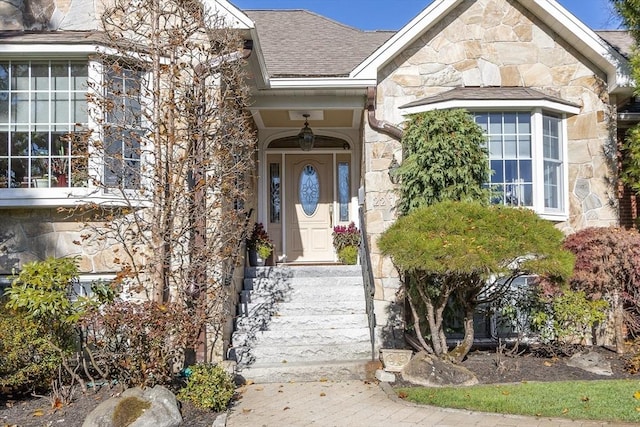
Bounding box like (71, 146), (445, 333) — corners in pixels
(401, 99), (581, 115)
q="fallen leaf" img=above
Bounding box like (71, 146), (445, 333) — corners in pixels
(398, 391), (408, 399)
(255, 387), (263, 391)
(320, 392), (326, 397)
(543, 361), (553, 367)
(33, 409), (45, 417)
(281, 360), (287, 364)
(278, 390), (283, 393)
(634, 391), (640, 400)
(242, 408), (251, 413)
(501, 391), (510, 396)
(562, 408), (569, 414)
(319, 378), (328, 382)
(581, 396), (589, 402)
(283, 406), (290, 411)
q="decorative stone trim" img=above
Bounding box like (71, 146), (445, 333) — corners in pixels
(379, 348), (413, 373)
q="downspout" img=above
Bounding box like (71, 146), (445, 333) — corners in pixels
(366, 86), (403, 140)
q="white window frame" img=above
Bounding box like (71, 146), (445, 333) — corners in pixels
(0, 50), (152, 208)
(402, 100), (576, 222)
(474, 108), (569, 221)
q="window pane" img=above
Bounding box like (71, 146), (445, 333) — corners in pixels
(338, 162), (349, 222)
(71, 64), (88, 90)
(503, 113), (516, 134)
(52, 63), (69, 91)
(504, 135), (517, 157)
(544, 160), (561, 209)
(34, 93), (49, 125)
(0, 92), (8, 123)
(490, 160), (503, 183)
(504, 160), (518, 182)
(269, 163), (281, 223)
(299, 164), (319, 216)
(518, 135), (531, 157)
(31, 62), (49, 91)
(0, 64), (8, 91)
(517, 113), (530, 134)
(489, 113), (502, 134)
(11, 63), (29, 90)
(519, 160), (532, 182)
(475, 113), (488, 132)
(489, 136), (502, 157)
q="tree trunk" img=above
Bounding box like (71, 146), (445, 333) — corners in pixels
(612, 290), (626, 354)
(449, 303), (475, 363)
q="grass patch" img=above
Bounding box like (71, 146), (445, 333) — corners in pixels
(396, 380), (640, 423)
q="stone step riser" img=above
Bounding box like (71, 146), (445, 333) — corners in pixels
(244, 277), (364, 292)
(232, 328), (371, 347)
(236, 360), (370, 383)
(232, 344), (372, 366)
(237, 301), (365, 316)
(234, 314), (369, 332)
(240, 286), (364, 304)
(245, 266), (362, 279)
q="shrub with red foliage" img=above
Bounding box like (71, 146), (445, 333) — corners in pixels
(563, 226), (640, 352)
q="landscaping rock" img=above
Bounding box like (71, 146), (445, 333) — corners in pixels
(566, 350), (613, 376)
(375, 369), (396, 383)
(401, 351), (478, 387)
(82, 385), (182, 427)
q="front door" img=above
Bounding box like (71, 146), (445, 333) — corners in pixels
(286, 154), (333, 262)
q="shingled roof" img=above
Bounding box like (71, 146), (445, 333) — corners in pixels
(244, 10), (393, 78)
(596, 30), (634, 58)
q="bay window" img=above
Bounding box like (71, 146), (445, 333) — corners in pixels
(474, 109), (567, 219)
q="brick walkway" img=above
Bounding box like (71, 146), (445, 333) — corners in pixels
(224, 380), (631, 427)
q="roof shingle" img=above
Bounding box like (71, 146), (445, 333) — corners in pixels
(245, 10), (393, 78)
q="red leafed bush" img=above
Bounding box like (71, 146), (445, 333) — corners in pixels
(563, 226), (640, 351)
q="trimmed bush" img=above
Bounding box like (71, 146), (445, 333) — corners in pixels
(0, 309), (62, 393)
(177, 363), (235, 411)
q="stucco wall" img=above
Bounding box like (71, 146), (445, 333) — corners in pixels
(364, 0), (619, 344)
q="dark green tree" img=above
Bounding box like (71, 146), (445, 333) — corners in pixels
(611, 1), (640, 195)
(379, 201), (574, 362)
(394, 109), (490, 215)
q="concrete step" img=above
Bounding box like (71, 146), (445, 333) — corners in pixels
(243, 276), (364, 292)
(240, 284), (364, 304)
(234, 313), (368, 332)
(232, 327), (371, 347)
(245, 265), (362, 279)
(237, 299), (365, 316)
(236, 359), (372, 383)
(231, 341), (372, 366)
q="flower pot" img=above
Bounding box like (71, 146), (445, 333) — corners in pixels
(248, 249), (266, 267)
(56, 174), (68, 187)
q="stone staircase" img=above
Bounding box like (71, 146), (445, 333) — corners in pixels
(229, 265), (373, 383)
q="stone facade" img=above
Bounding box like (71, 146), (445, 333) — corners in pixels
(363, 0), (619, 345)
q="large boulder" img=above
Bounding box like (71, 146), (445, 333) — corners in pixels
(566, 350), (613, 376)
(83, 385), (182, 427)
(401, 351), (478, 387)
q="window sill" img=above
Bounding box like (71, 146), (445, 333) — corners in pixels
(538, 211), (568, 222)
(0, 187), (150, 208)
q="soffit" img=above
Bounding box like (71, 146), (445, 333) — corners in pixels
(260, 109), (354, 128)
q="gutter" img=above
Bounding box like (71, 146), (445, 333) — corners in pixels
(366, 86), (403, 140)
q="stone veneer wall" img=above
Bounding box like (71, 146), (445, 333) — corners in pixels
(0, 208), (120, 275)
(363, 0), (619, 349)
